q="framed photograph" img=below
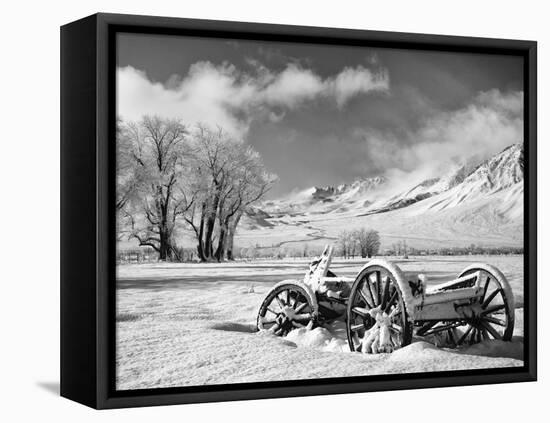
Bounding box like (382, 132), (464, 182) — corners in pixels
(61, 13), (537, 409)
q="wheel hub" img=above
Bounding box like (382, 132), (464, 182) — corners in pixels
(282, 306), (297, 319)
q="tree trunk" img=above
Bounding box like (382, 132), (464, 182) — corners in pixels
(226, 227), (235, 260)
(216, 211), (234, 262)
(225, 210), (243, 261)
(197, 202), (207, 262)
(214, 225), (226, 262)
(203, 190), (221, 260)
(158, 196), (172, 261)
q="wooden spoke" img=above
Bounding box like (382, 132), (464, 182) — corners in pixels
(288, 292), (296, 307)
(275, 295), (285, 310)
(482, 288), (502, 309)
(483, 316), (506, 326)
(481, 327), (490, 341)
(358, 288), (373, 309)
(481, 304), (506, 316)
(293, 313), (313, 321)
(350, 323), (364, 332)
(482, 276), (491, 301)
(417, 321), (438, 336)
(447, 329), (456, 345)
(383, 290), (399, 314)
(469, 328), (478, 345)
(294, 302), (307, 313)
(381, 276), (391, 310)
(375, 271), (381, 304)
(266, 307), (278, 315)
(479, 321), (502, 340)
(283, 291), (291, 306)
(392, 331), (402, 346)
(365, 277), (376, 306)
(352, 307), (370, 318)
(423, 322), (462, 337)
(456, 325), (474, 346)
(292, 294), (302, 309)
(390, 324), (403, 333)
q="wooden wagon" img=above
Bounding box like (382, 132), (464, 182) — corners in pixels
(257, 246), (515, 353)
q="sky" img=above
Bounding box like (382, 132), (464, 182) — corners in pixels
(116, 32), (524, 198)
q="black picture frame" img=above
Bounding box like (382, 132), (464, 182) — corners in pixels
(60, 12), (537, 409)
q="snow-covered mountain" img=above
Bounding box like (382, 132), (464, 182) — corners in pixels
(418, 144), (523, 213)
(372, 143), (523, 215)
(240, 144), (524, 249)
(262, 144), (522, 217)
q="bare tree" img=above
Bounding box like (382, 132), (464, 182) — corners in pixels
(353, 228), (381, 258)
(121, 116), (193, 261)
(218, 148), (276, 261)
(338, 230), (354, 259)
(116, 118), (139, 240)
(116, 118), (134, 211)
(182, 125), (236, 261)
(183, 125), (276, 262)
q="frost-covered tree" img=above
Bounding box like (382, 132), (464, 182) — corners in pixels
(119, 116), (193, 261)
(338, 230), (355, 259)
(353, 228), (381, 258)
(116, 118), (141, 240)
(215, 145), (276, 261)
(116, 118), (136, 212)
(183, 125), (276, 262)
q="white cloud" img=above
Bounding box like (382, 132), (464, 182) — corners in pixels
(262, 65), (324, 108)
(117, 64), (251, 136)
(117, 61), (388, 136)
(329, 66), (389, 108)
(357, 89), (523, 183)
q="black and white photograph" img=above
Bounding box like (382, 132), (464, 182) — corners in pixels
(114, 32), (526, 390)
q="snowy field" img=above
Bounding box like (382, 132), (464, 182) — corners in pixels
(116, 255), (524, 390)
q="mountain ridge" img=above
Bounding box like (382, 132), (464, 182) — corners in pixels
(240, 143), (523, 249)
(260, 143), (523, 217)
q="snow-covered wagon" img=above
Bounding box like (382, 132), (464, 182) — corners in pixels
(257, 246), (515, 353)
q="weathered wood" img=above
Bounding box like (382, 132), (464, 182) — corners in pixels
(418, 286), (482, 307)
(413, 300), (482, 321)
(425, 271), (480, 294)
(303, 245), (333, 292)
(320, 276), (355, 283)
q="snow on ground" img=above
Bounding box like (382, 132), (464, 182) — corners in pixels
(116, 255), (524, 390)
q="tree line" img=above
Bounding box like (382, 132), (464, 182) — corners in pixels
(337, 228), (381, 258)
(116, 116), (277, 262)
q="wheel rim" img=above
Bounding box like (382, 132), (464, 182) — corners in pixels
(448, 268), (514, 345)
(347, 265), (410, 352)
(257, 285), (315, 336)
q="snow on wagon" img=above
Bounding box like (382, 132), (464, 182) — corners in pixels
(257, 246), (514, 353)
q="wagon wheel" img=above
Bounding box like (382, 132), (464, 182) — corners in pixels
(450, 264), (515, 346)
(257, 282), (318, 336)
(346, 263), (413, 353)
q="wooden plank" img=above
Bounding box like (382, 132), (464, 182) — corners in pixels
(425, 272), (480, 294)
